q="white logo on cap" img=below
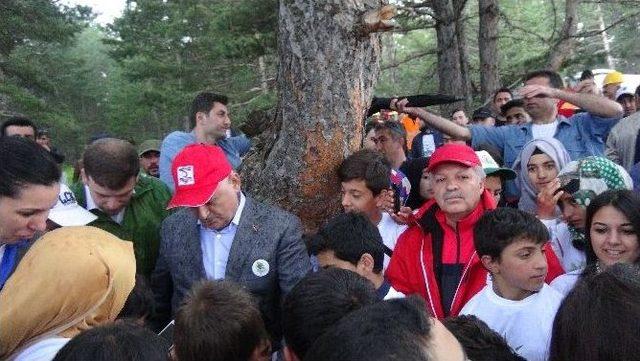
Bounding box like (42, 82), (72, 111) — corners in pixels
(177, 165), (195, 186)
(252, 259), (270, 277)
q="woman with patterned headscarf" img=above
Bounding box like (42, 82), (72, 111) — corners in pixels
(537, 156), (632, 275)
(0, 226), (135, 361)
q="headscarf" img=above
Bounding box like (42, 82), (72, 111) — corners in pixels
(0, 226), (136, 359)
(558, 156), (633, 249)
(513, 137), (572, 213)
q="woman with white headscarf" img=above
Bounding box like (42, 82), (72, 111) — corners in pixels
(513, 137), (572, 215)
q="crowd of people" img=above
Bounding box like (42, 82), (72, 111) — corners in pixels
(1, 67), (640, 361)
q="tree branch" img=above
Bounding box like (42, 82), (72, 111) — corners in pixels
(498, 9), (547, 44)
(381, 49), (438, 70)
(571, 10), (640, 38)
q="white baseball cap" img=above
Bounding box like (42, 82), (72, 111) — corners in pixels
(48, 184), (98, 226)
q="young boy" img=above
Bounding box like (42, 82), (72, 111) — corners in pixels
(308, 212), (404, 300)
(338, 149), (407, 267)
(460, 208), (563, 361)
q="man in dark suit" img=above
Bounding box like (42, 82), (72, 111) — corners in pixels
(151, 143), (311, 351)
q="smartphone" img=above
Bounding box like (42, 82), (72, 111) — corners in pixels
(391, 184), (402, 213)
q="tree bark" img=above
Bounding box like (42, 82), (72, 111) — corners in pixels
(478, 0), (500, 101)
(547, 0), (580, 71)
(431, 0), (465, 115)
(240, 0), (383, 232)
(453, 0), (472, 108)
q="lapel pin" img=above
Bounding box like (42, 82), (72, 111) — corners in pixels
(252, 259), (270, 277)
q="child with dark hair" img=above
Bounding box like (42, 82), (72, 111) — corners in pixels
(338, 149), (407, 268)
(304, 296), (466, 361)
(52, 322), (166, 361)
(308, 212), (404, 300)
(118, 274), (156, 326)
(460, 208), (563, 361)
(282, 268), (377, 361)
(443, 315), (525, 361)
(174, 280), (271, 361)
(549, 263), (640, 361)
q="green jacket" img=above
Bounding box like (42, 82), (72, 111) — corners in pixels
(70, 176), (172, 278)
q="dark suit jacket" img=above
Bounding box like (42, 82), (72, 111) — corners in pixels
(151, 196), (311, 346)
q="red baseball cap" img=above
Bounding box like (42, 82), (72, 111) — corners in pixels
(167, 144), (232, 209)
(426, 143), (481, 172)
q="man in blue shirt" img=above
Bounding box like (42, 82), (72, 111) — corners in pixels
(395, 70), (624, 200)
(159, 92), (251, 192)
(152, 143), (311, 352)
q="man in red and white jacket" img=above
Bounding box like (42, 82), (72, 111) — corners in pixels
(386, 143), (563, 319)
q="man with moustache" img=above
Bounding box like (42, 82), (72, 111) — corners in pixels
(386, 144), (564, 319)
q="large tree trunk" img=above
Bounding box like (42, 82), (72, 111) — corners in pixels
(478, 0), (500, 101)
(454, 0), (472, 108)
(432, 0), (465, 115)
(240, 0), (383, 232)
(548, 0), (579, 70)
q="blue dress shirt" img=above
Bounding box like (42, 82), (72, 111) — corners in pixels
(199, 193), (246, 280)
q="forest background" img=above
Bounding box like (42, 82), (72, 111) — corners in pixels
(1, 0), (639, 161)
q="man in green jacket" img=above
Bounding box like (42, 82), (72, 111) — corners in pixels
(70, 138), (172, 278)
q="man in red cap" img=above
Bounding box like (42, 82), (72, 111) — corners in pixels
(385, 144), (563, 319)
(151, 144), (311, 352)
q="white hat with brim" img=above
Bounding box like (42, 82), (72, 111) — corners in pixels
(48, 184), (98, 227)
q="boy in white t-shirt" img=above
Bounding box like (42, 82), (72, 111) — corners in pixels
(338, 149), (408, 268)
(460, 208), (564, 361)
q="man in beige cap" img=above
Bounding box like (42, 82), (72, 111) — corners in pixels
(138, 139), (161, 178)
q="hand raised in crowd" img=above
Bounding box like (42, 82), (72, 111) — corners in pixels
(536, 178), (563, 220)
(389, 206), (413, 225)
(376, 188), (412, 225)
(574, 79), (599, 95)
(376, 188), (395, 213)
(518, 84), (559, 99)
(394, 98), (423, 119)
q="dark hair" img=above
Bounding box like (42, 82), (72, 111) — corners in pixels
(282, 268), (377, 358)
(524, 70), (564, 89)
(364, 120), (379, 135)
(443, 315), (525, 361)
(189, 92), (229, 128)
(474, 208), (549, 260)
(0, 136), (60, 198)
(52, 321), (166, 361)
(174, 280), (269, 361)
(305, 296), (437, 361)
(82, 138), (139, 189)
(635, 84), (640, 97)
(338, 148), (391, 196)
(1, 116), (37, 137)
(375, 120), (407, 139)
(500, 99), (525, 115)
(118, 274), (156, 323)
(493, 87), (513, 101)
(584, 189), (640, 266)
(549, 263), (640, 361)
(308, 212), (385, 273)
(580, 70), (594, 81)
(450, 108), (466, 117)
